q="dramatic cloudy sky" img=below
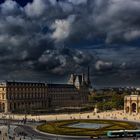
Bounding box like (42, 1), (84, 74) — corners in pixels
(0, 0), (140, 87)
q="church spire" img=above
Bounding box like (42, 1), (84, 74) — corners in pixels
(87, 66), (91, 87)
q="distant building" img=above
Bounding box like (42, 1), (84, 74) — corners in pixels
(124, 95), (140, 114)
(0, 126), (8, 140)
(0, 71), (90, 113)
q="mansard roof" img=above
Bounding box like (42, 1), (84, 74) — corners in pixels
(0, 80), (46, 86)
(0, 80), (76, 88)
(47, 84), (76, 88)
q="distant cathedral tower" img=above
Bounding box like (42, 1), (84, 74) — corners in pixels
(68, 67), (92, 89)
(68, 74), (75, 85)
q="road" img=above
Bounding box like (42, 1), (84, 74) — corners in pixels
(14, 125), (140, 140)
(0, 119), (140, 140)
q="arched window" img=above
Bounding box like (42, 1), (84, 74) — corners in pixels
(2, 103), (5, 111)
(125, 106), (129, 113)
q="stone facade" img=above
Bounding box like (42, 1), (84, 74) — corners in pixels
(0, 81), (48, 113)
(124, 95), (140, 114)
(0, 73), (90, 113)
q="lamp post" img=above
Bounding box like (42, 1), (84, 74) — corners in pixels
(7, 113), (11, 134)
(24, 103), (27, 124)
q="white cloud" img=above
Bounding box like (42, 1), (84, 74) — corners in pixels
(95, 60), (112, 70)
(51, 15), (75, 42)
(59, 2), (73, 13)
(0, 0), (20, 14)
(124, 30), (140, 41)
(68, 0), (87, 5)
(25, 0), (46, 17)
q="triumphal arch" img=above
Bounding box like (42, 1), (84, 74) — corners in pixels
(124, 95), (140, 114)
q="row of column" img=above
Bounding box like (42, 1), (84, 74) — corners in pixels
(5, 101), (48, 113)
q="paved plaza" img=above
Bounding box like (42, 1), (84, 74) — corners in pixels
(0, 110), (140, 140)
(1, 110), (140, 122)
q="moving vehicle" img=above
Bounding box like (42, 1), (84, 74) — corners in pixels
(107, 130), (140, 138)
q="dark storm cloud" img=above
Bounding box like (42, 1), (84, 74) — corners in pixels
(0, 0), (95, 81)
(65, 0), (140, 44)
(0, 0), (140, 86)
(90, 45), (140, 86)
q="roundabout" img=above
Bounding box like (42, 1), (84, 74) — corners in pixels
(37, 119), (137, 137)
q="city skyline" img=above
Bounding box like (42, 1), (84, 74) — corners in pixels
(0, 0), (140, 87)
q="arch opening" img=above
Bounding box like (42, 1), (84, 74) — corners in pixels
(132, 103), (137, 113)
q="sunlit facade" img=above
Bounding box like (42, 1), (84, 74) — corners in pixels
(124, 95), (140, 114)
(0, 81), (48, 113)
